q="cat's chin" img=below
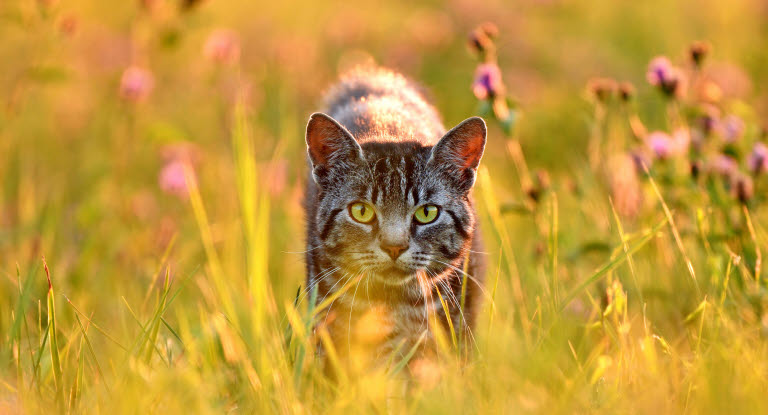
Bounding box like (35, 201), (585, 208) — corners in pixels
(369, 265), (421, 286)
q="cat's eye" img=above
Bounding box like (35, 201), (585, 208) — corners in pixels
(414, 205), (439, 224)
(349, 202), (376, 223)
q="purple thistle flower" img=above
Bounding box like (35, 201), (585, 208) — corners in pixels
(711, 154), (738, 177)
(647, 131), (674, 160)
(646, 56), (673, 86)
(472, 63), (504, 100)
(646, 56), (687, 98)
(159, 160), (195, 198)
(748, 142), (768, 175)
(119, 66), (154, 102)
(721, 114), (744, 143)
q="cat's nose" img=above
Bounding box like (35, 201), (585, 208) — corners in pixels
(380, 242), (408, 260)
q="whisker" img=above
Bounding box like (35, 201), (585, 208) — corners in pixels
(431, 259), (495, 305)
(430, 269), (479, 353)
(281, 244), (325, 254)
(347, 267), (367, 352)
(296, 266), (341, 306)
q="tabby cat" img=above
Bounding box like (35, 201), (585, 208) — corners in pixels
(304, 66), (486, 367)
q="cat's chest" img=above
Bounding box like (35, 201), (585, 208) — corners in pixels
(323, 298), (435, 357)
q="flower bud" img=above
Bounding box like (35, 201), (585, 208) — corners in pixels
(748, 142), (768, 175)
(586, 77), (617, 104)
(618, 82), (635, 102)
(689, 41), (711, 68)
(733, 174), (754, 203)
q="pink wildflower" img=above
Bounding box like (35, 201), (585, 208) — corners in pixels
(159, 160), (195, 198)
(472, 63), (504, 100)
(204, 29), (241, 65)
(119, 66), (154, 102)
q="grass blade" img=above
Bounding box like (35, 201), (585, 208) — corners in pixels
(43, 258), (64, 411)
(559, 216), (668, 313)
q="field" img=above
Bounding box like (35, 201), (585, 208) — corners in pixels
(2, 0), (768, 413)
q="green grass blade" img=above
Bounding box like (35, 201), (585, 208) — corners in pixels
(44, 258), (64, 411)
(558, 216), (668, 313)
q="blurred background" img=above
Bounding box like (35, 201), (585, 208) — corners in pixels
(2, 0), (766, 302)
(2, 0), (768, 412)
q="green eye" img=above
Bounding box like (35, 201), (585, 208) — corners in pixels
(349, 202), (376, 223)
(414, 205), (439, 224)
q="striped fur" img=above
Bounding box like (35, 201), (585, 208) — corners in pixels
(304, 67), (486, 364)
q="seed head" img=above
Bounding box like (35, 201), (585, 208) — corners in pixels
(689, 41), (711, 68)
(586, 77), (617, 104)
(467, 23), (497, 56)
(733, 174), (754, 203)
(618, 82), (635, 102)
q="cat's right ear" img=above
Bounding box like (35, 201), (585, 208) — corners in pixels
(305, 112), (364, 185)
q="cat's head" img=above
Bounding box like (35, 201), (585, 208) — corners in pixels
(306, 113), (486, 291)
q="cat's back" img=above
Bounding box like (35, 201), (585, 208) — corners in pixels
(323, 66), (445, 145)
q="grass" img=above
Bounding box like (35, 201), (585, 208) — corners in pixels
(2, 0), (768, 413)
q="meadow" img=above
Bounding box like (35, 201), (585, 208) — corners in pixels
(2, 0), (768, 413)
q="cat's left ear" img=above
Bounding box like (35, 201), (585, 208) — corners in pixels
(428, 117), (487, 193)
(305, 112), (364, 185)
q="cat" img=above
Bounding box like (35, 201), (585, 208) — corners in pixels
(303, 66), (486, 370)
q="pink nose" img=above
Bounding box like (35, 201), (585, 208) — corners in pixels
(381, 243), (408, 260)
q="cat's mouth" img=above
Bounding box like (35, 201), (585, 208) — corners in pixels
(368, 263), (422, 286)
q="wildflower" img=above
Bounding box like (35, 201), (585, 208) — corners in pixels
(646, 56), (687, 98)
(472, 63), (504, 100)
(647, 131), (674, 160)
(697, 104), (720, 135)
(711, 154), (738, 177)
(203, 29), (241, 65)
(119, 66), (154, 102)
(586, 77), (617, 104)
(748, 142), (768, 175)
(646, 129), (689, 160)
(721, 114), (744, 143)
(646, 56), (673, 86)
(689, 41), (711, 68)
(159, 160), (195, 198)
